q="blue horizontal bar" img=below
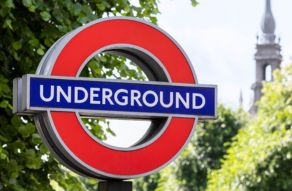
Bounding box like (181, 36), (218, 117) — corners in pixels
(27, 76), (216, 118)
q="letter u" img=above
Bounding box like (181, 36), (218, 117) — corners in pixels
(40, 85), (54, 102)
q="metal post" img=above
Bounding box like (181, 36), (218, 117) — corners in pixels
(98, 180), (132, 191)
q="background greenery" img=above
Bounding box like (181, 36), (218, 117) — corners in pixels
(134, 65), (292, 191)
(134, 105), (247, 191)
(207, 65), (292, 191)
(0, 0), (159, 190)
(2, 0), (292, 191)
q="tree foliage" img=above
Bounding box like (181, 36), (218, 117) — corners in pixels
(134, 105), (246, 191)
(0, 0), (159, 190)
(173, 105), (246, 191)
(207, 65), (292, 191)
(134, 172), (161, 191)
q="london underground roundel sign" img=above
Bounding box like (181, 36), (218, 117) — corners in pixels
(13, 17), (217, 179)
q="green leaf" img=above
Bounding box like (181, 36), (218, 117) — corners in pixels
(31, 133), (41, 145)
(18, 123), (35, 138)
(0, 100), (9, 108)
(0, 148), (8, 160)
(97, 3), (106, 11)
(24, 149), (42, 169)
(5, 0), (15, 8)
(191, 0), (199, 6)
(100, 56), (107, 62)
(11, 115), (21, 127)
(22, 0), (32, 7)
(3, 18), (13, 30)
(29, 38), (39, 47)
(0, 134), (8, 142)
(40, 11), (51, 21)
(22, 0), (36, 12)
(12, 41), (22, 50)
(36, 48), (44, 55)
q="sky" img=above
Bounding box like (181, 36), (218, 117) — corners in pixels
(104, 0), (292, 147)
(157, 0), (292, 110)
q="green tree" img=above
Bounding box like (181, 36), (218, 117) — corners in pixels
(207, 65), (292, 191)
(0, 0), (159, 190)
(134, 105), (246, 191)
(173, 105), (246, 191)
(134, 172), (161, 191)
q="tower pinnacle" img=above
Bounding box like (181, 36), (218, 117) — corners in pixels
(260, 0), (276, 43)
(250, 0), (282, 115)
(239, 90), (243, 108)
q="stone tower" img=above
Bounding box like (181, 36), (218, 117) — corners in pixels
(250, 0), (282, 115)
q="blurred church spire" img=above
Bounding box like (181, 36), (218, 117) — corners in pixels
(239, 90), (243, 108)
(250, 0), (282, 115)
(260, 0), (276, 43)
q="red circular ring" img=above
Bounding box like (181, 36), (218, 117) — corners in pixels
(49, 18), (197, 177)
